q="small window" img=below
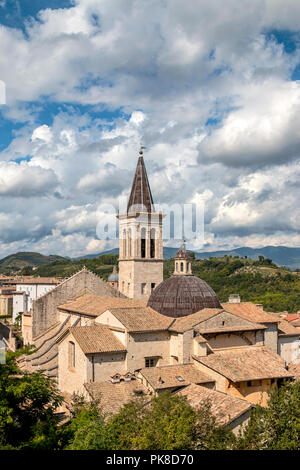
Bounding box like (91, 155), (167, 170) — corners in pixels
(141, 283), (146, 295)
(151, 283), (156, 291)
(176, 376), (185, 382)
(180, 262), (184, 272)
(222, 321), (225, 326)
(145, 357), (157, 368)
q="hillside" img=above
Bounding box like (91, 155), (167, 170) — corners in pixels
(0, 252), (67, 274)
(75, 246), (300, 270)
(163, 256), (300, 313)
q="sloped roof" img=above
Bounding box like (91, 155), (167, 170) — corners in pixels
(71, 324), (126, 354)
(58, 294), (146, 317)
(108, 306), (173, 332)
(139, 364), (214, 390)
(84, 380), (148, 415)
(285, 314), (299, 323)
(169, 308), (223, 332)
(288, 362), (300, 380)
(221, 302), (279, 324)
(194, 346), (292, 382)
(177, 384), (252, 426)
(127, 153), (154, 213)
(278, 319), (300, 337)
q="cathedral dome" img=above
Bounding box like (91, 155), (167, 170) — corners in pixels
(147, 275), (221, 318)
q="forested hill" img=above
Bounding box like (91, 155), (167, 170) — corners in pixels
(164, 255), (300, 314)
(4, 252), (300, 313)
(0, 252), (66, 273)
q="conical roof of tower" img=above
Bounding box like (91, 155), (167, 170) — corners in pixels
(127, 150), (154, 213)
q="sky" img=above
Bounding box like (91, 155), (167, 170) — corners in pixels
(0, 0), (300, 258)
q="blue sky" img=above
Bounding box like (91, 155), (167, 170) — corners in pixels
(0, 0), (300, 258)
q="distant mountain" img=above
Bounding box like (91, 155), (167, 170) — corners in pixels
(194, 246), (300, 270)
(75, 246), (300, 270)
(0, 252), (67, 271)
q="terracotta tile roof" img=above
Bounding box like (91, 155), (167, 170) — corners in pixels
(193, 346), (292, 382)
(221, 302), (279, 324)
(177, 384), (252, 426)
(108, 306), (173, 332)
(139, 364), (215, 390)
(278, 319), (300, 337)
(71, 324), (126, 354)
(84, 380), (149, 415)
(58, 294), (147, 317)
(288, 362), (300, 380)
(169, 308), (223, 332)
(198, 325), (265, 335)
(285, 314), (299, 323)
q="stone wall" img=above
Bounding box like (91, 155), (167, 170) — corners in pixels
(32, 269), (125, 339)
(263, 322), (278, 353)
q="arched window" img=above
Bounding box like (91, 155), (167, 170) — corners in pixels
(68, 341), (75, 369)
(180, 262), (184, 272)
(141, 227), (146, 258)
(150, 228), (156, 258)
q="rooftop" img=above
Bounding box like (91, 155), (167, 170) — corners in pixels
(278, 319), (300, 337)
(177, 384), (252, 426)
(71, 324), (126, 354)
(139, 364), (214, 390)
(193, 346), (293, 382)
(221, 302), (279, 324)
(58, 294), (147, 317)
(84, 380), (149, 415)
(108, 306), (173, 332)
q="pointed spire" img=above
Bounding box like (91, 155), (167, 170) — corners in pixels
(127, 147), (154, 213)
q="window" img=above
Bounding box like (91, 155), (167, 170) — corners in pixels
(141, 283), (146, 295)
(68, 341), (75, 369)
(247, 380), (262, 387)
(151, 283), (156, 291)
(176, 262), (179, 272)
(150, 228), (156, 258)
(180, 262), (184, 272)
(145, 357), (157, 368)
(141, 228), (146, 258)
(176, 376), (185, 382)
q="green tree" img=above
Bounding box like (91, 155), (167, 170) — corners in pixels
(0, 351), (63, 449)
(236, 381), (300, 450)
(66, 391), (234, 450)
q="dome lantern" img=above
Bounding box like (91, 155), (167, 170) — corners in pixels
(174, 241), (193, 276)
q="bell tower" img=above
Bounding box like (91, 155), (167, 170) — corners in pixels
(117, 148), (164, 299)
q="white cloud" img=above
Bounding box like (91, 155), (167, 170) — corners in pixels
(0, 161), (58, 197)
(0, 0), (299, 257)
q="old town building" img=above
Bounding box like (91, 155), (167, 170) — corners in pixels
(18, 149), (300, 432)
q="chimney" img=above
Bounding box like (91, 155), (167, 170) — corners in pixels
(228, 294), (241, 304)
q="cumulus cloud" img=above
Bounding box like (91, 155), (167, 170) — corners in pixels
(0, 0), (299, 257)
(0, 161), (58, 197)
